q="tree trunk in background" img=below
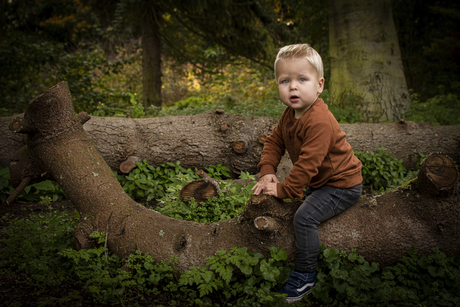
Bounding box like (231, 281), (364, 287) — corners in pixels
(7, 82), (460, 270)
(142, 0), (162, 107)
(328, 0), (410, 122)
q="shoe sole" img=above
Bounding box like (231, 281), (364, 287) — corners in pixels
(285, 288), (312, 304)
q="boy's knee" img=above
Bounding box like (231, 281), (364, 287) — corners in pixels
(293, 210), (318, 228)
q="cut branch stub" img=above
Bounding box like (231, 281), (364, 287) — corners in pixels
(250, 193), (270, 205)
(196, 169), (206, 178)
(258, 134), (266, 144)
(219, 124), (228, 132)
(179, 179), (218, 204)
(232, 140), (247, 154)
(9, 117), (32, 134)
(120, 156), (141, 174)
(77, 112), (91, 125)
(254, 216), (279, 232)
(417, 153), (459, 196)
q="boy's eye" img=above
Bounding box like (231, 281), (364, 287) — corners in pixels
(281, 79), (289, 84)
(299, 78), (306, 82)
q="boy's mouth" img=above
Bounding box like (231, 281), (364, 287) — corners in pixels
(290, 95), (300, 102)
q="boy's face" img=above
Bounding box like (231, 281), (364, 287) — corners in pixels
(275, 58), (324, 119)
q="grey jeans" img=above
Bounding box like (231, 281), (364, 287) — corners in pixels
(293, 183), (362, 272)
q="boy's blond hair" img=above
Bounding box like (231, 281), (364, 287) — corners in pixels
(274, 44), (324, 79)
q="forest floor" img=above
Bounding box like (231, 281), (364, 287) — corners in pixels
(0, 199), (180, 307)
(1, 186), (448, 307)
(0, 197), (325, 306)
(0, 200), (82, 307)
(0, 199), (75, 226)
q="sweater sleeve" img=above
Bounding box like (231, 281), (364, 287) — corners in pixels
(257, 109), (288, 178)
(276, 115), (335, 199)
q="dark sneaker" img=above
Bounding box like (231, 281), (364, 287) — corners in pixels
(279, 270), (316, 303)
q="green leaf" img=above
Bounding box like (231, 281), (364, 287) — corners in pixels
(144, 262), (154, 270)
(216, 265), (233, 283)
(323, 248), (340, 262)
(269, 246), (288, 261)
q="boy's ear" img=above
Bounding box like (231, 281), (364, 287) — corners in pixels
(318, 77), (325, 94)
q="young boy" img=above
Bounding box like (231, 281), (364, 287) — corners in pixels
(252, 44), (363, 303)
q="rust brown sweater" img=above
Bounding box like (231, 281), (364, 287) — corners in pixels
(258, 98), (363, 199)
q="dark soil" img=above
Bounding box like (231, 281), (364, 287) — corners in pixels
(0, 199), (75, 227)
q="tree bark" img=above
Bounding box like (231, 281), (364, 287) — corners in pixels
(7, 82), (460, 271)
(142, 0), (162, 107)
(2, 114), (459, 173)
(328, 0), (410, 122)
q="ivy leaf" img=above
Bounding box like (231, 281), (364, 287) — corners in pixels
(260, 260), (280, 282)
(269, 246), (287, 261)
(323, 247), (340, 262)
(144, 262), (154, 270)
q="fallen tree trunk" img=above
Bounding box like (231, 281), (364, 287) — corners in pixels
(6, 82), (460, 270)
(1, 111), (459, 174)
(1, 109), (277, 176)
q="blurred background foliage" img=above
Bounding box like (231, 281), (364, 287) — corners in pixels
(0, 0), (459, 124)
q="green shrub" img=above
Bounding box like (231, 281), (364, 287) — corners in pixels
(354, 147), (410, 191)
(329, 106), (365, 124)
(312, 245), (460, 307)
(88, 87), (364, 124)
(2, 210), (459, 306)
(0, 166), (66, 203)
(0, 166), (14, 203)
(115, 158), (254, 224)
(158, 93), (286, 118)
(0, 211), (291, 306)
(174, 96), (209, 110)
(0, 36), (130, 115)
(156, 171), (256, 223)
(0, 36), (61, 115)
(91, 93), (136, 118)
(115, 160), (234, 205)
(178, 246), (290, 306)
(405, 89), (460, 125)
(0, 210), (79, 291)
(116, 160), (199, 201)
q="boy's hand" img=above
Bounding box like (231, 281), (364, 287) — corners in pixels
(262, 182), (278, 197)
(252, 174), (279, 197)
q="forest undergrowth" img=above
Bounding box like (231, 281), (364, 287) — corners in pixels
(1, 152), (459, 306)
